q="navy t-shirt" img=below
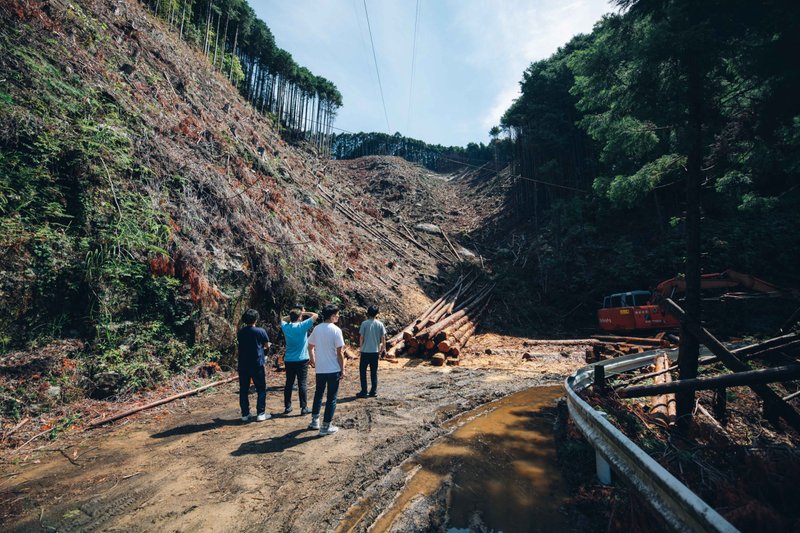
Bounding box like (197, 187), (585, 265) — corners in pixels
(237, 326), (270, 368)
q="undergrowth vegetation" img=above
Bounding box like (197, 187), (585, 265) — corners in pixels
(0, 23), (219, 415)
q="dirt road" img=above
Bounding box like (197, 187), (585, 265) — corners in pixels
(1, 338), (588, 532)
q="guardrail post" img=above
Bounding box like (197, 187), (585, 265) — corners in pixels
(594, 364), (606, 394)
(713, 387), (726, 421)
(595, 411), (613, 485)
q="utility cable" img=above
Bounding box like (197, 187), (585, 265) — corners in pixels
(362, 0), (391, 132)
(406, 0), (421, 134)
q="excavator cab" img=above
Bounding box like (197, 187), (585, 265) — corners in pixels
(598, 270), (798, 333)
(598, 290), (680, 332)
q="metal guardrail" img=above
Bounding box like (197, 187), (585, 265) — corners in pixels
(565, 350), (740, 532)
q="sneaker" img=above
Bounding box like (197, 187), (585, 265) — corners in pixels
(319, 424), (339, 436)
(256, 412), (271, 422)
(308, 417), (320, 430)
(241, 414), (251, 422)
(368, 392), (378, 398)
(355, 391), (368, 399)
(300, 407), (311, 415)
(284, 406), (294, 415)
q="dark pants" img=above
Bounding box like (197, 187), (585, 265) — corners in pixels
(312, 372), (341, 424)
(284, 360), (309, 409)
(239, 365), (266, 416)
(359, 352), (379, 395)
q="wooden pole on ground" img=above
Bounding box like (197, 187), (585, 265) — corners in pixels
(618, 364), (800, 399)
(88, 375), (238, 428)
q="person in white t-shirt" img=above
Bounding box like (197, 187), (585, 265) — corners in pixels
(307, 304), (345, 435)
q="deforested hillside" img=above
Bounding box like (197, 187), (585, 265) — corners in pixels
(0, 0), (483, 420)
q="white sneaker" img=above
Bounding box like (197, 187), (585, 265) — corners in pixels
(319, 424), (339, 436)
(256, 412), (271, 422)
(308, 417), (320, 430)
(241, 414), (250, 422)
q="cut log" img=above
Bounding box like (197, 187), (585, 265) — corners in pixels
(431, 352), (446, 366)
(388, 276), (465, 346)
(650, 354), (676, 427)
(419, 286), (491, 340)
(592, 335), (669, 346)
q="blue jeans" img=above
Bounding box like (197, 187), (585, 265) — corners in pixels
(312, 372), (341, 424)
(239, 365), (266, 416)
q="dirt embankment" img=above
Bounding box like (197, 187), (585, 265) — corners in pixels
(1, 339), (589, 532)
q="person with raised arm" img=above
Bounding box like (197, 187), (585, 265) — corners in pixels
(280, 304), (318, 415)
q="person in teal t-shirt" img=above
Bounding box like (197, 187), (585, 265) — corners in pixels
(280, 305), (318, 415)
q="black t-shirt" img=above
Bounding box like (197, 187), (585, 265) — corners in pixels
(237, 326), (270, 367)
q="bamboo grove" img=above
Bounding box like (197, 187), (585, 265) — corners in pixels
(143, 0), (342, 152)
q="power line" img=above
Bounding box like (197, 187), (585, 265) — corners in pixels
(362, 0), (391, 133)
(407, 0), (421, 134)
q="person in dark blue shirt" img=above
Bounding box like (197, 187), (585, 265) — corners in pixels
(237, 309), (271, 422)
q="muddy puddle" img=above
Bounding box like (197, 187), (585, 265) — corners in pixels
(339, 385), (567, 532)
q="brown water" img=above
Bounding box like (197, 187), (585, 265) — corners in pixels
(340, 385), (568, 533)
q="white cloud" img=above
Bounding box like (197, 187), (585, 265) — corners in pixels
(254, 0), (612, 145)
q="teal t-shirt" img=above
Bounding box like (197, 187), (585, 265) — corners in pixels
(281, 318), (314, 362)
(359, 318), (386, 353)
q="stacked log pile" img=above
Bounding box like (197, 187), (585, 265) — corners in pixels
(387, 275), (493, 366)
(587, 333), (676, 362)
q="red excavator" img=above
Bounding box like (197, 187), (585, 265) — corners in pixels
(598, 270), (800, 333)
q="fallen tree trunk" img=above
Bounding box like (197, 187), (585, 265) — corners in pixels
(89, 374), (239, 427)
(618, 364), (800, 398)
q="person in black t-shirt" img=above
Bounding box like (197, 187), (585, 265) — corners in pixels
(237, 309), (271, 422)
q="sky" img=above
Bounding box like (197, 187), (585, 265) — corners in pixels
(253, 1), (614, 147)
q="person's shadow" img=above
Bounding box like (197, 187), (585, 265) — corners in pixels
(151, 417), (241, 439)
(231, 427), (319, 455)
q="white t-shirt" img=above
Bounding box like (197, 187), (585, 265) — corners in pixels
(308, 322), (345, 374)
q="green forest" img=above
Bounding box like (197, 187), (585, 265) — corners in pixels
(496, 0), (800, 321)
(337, 1), (800, 336)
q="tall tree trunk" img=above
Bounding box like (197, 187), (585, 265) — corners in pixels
(228, 25), (238, 82)
(203, 0), (212, 56)
(179, 0), (187, 40)
(219, 11), (229, 70)
(212, 9), (222, 67)
(676, 55), (704, 426)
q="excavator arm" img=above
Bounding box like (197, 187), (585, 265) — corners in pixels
(653, 270), (800, 302)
